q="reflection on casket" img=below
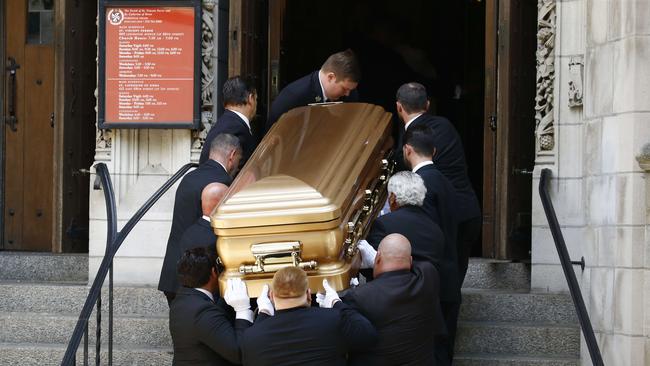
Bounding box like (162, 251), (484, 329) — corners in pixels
(211, 103), (394, 296)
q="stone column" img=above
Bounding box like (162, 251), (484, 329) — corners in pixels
(88, 1), (221, 285)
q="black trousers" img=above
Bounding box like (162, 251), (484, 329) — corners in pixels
(434, 300), (461, 366)
(456, 216), (482, 287)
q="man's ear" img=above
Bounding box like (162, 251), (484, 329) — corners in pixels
(426, 100), (430, 111)
(269, 289), (275, 304)
(396, 101), (403, 114)
(326, 71), (337, 83)
(306, 288), (312, 305)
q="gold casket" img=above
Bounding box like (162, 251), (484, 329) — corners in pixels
(212, 103), (394, 296)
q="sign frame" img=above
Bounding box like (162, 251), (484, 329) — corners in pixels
(98, 0), (202, 129)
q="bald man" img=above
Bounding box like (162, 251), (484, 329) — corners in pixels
(240, 267), (377, 366)
(343, 234), (446, 366)
(178, 182), (229, 255)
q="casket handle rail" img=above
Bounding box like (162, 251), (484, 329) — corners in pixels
(345, 156), (395, 258)
(239, 241), (318, 274)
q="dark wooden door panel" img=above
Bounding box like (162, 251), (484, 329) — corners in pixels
(4, 0), (55, 251)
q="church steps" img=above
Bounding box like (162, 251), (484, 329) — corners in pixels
(0, 342), (173, 366)
(454, 353), (579, 366)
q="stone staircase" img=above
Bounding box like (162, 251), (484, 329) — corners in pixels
(455, 259), (581, 365)
(0, 254), (580, 365)
(0, 252), (172, 365)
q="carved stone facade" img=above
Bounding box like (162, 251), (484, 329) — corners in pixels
(534, 0), (556, 164)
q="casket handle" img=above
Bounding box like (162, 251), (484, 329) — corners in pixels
(239, 241), (318, 274)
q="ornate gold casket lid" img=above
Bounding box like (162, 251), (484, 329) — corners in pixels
(211, 103), (392, 232)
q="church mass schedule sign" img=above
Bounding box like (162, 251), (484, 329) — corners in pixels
(98, 0), (201, 128)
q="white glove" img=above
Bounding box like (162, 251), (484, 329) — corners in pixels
(315, 279), (341, 308)
(349, 277), (359, 287)
(358, 240), (377, 269)
(257, 284), (275, 316)
(224, 278), (254, 322)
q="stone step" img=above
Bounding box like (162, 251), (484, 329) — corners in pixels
(0, 312), (172, 348)
(460, 289), (578, 324)
(463, 258), (531, 290)
(0, 282), (167, 316)
(0, 252), (87, 283)
(0, 342), (172, 366)
(454, 354), (579, 366)
(455, 321), (580, 358)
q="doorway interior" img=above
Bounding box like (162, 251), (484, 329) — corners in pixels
(277, 0), (487, 257)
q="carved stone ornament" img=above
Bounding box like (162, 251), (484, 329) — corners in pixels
(192, 0), (217, 150)
(568, 56), (584, 108)
(534, 0), (556, 160)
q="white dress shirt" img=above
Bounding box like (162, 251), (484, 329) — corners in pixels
(228, 109), (252, 134)
(194, 288), (215, 302)
(412, 160), (434, 173)
(318, 71), (328, 102)
(404, 113), (424, 131)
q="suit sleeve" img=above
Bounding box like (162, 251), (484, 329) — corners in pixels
(194, 303), (252, 364)
(333, 301), (377, 351)
(365, 219), (387, 249)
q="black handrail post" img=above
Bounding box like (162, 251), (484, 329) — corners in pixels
(96, 293), (101, 366)
(109, 261), (114, 366)
(539, 168), (604, 366)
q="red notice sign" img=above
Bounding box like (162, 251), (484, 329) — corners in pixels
(102, 6), (197, 127)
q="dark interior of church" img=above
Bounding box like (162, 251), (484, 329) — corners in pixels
(280, 0), (486, 256)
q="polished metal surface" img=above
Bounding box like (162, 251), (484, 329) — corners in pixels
(213, 103), (393, 296)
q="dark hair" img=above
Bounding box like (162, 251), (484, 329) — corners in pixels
(396, 82), (428, 114)
(403, 124), (436, 157)
(321, 49), (361, 82)
(223, 76), (256, 106)
(177, 247), (217, 288)
(209, 133), (241, 156)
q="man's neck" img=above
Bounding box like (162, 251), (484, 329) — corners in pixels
(402, 112), (424, 129)
(410, 156), (433, 172)
(226, 105), (249, 120)
(208, 158), (229, 174)
(274, 297), (309, 311)
(374, 264), (410, 278)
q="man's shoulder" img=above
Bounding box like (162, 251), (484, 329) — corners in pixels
(276, 72), (317, 101)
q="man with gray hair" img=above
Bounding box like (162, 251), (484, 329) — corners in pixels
(365, 171), (445, 266)
(159, 133), (242, 306)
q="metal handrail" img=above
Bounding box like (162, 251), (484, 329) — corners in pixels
(538, 168), (603, 366)
(61, 162), (198, 366)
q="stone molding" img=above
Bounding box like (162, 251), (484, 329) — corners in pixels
(535, 0), (557, 164)
(636, 143), (650, 172)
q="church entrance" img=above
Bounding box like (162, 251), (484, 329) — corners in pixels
(229, 0), (538, 260)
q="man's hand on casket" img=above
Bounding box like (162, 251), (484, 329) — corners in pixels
(316, 279), (341, 308)
(224, 278), (254, 322)
(257, 284), (275, 316)
(358, 240), (377, 269)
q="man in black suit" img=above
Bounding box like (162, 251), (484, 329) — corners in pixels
(343, 233), (445, 366)
(159, 133), (241, 306)
(178, 182), (228, 255)
(169, 247), (253, 365)
(395, 82), (480, 365)
(266, 49), (360, 131)
(200, 76), (258, 167)
(365, 171), (459, 366)
(394, 83), (481, 286)
(366, 171), (447, 269)
(240, 267), (377, 366)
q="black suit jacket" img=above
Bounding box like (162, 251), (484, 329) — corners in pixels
(366, 205), (460, 302)
(200, 109), (256, 167)
(158, 160), (231, 293)
(266, 71), (359, 131)
(343, 261), (445, 366)
(179, 217), (217, 254)
(396, 114), (481, 221)
(170, 287), (251, 365)
(240, 302), (377, 366)
(415, 163), (460, 259)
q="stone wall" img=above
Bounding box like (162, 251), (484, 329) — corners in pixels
(531, 0), (650, 364)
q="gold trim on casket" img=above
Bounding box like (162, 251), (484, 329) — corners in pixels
(211, 103), (394, 296)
